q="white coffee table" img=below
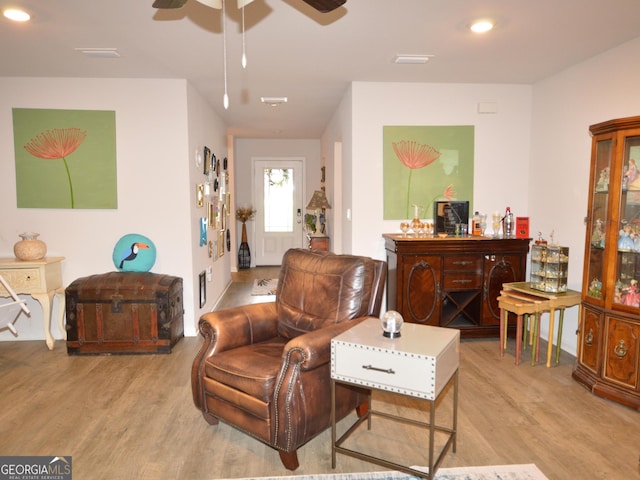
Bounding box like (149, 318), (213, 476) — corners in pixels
(331, 317), (460, 479)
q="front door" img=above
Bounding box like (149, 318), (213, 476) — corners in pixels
(253, 158), (305, 265)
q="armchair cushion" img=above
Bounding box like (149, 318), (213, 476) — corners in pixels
(205, 337), (286, 403)
(276, 249), (376, 339)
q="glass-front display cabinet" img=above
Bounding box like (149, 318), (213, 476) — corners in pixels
(574, 116), (640, 409)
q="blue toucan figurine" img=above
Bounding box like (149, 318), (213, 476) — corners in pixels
(119, 242), (150, 269)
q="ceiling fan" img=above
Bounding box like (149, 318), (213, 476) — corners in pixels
(152, 0), (346, 13)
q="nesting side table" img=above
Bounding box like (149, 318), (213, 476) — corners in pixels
(331, 317), (460, 479)
(500, 282), (581, 367)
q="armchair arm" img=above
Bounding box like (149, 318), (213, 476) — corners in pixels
(272, 316), (371, 452)
(192, 302), (278, 410)
(198, 302), (279, 354)
(282, 316), (369, 371)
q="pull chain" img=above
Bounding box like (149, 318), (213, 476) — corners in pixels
(222, 0), (229, 109)
(241, 5), (247, 68)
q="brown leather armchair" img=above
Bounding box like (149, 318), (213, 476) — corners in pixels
(191, 248), (386, 470)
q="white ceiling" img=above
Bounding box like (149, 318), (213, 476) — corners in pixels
(3, 0), (640, 138)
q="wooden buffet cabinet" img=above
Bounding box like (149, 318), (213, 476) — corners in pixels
(573, 116), (640, 410)
(309, 236), (330, 252)
(383, 234), (530, 338)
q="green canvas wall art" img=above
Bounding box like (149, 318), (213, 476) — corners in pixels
(383, 125), (474, 220)
(13, 108), (117, 209)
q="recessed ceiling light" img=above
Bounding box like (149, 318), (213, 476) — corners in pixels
(470, 20), (494, 33)
(261, 97), (288, 107)
(4, 8), (30, 22)
(394, 55), (432, 64)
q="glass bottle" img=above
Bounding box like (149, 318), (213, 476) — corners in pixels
(472, 211), (482, 236)
(503, 207), (514, 238)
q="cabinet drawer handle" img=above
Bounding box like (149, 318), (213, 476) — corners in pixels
(585, 328), (594, 346)
(362, 364), (395, 375)
(453, 260), (473, 266)
(614, 340), (627, 359)
(452, 279), (472, 284)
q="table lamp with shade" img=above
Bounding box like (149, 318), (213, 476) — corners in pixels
(306, 190), (331, 237)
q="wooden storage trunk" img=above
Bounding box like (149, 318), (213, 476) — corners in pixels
(65, 272), (184, 355)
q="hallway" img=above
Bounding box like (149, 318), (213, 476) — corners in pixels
(213, 266), (281, 311)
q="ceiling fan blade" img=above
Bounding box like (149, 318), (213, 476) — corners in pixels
(152, 0), (189, 8)
(300, 0), (346, 13)
(154, 0), (342, 12)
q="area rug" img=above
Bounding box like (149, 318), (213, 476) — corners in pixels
(251, 278), (278, 296)
(221, 464), (548, 480)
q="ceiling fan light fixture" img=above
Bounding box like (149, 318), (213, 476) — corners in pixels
(394, 55), (432, 64)
(261, 97), (288, 107)
(470, 19), (494, 33)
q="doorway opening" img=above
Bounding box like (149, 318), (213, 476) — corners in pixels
(253, 158), (305, 266)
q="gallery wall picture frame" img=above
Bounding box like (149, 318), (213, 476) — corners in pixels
(218, 230), (225, 258)
(210, 152), (217, 176)
(196, 184), (205, 208)
(215, 202), (222, 230)
(203, 147), (211, 175)
(200, 217), (208, 246)
(208, 202), (215, 228)
(220, 172), (226, 195)
(199, 271), (206, 308)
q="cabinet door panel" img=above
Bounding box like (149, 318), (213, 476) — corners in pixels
(579, 306), (602, 374)
(604, 317), (639, 388)
(583, 136), (611, 305)
(612, 134), (640, 310)
(402, 256), (440, 325)
(482, 255), (522, 325)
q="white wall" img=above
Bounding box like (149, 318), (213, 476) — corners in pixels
(323, 81), (532, 261)
(0, 77), (227, 343)
(233, 138), (322, 266)
(187, 83), (232, 335)
(530, 36), (640, 354)
(321, 86), (353, 254)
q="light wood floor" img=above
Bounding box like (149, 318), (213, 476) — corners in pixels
(1, 266), (639, 480)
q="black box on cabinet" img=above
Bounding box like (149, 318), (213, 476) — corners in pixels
(434, 201), (469, 235)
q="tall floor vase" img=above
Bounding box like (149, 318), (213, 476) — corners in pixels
(238, 222), (251, 269)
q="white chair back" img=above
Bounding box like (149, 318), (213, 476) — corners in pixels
(0, 275), (31, 335)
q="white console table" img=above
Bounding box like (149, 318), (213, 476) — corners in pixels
(0, 257), (65, 350)
(331, 317), (460, 479)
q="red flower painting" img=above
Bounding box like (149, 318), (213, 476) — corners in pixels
(392, 140), (441, 217)
(24, 128), (88, 208)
